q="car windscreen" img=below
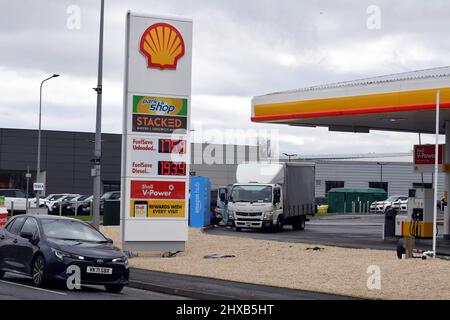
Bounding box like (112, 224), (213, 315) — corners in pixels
(101, 192), (113, 199)
(41, 219), (108, 242)
(15, 190), (26, 198)
(230, 185), (272, 203)
(77, 195), (89, 201)
(48, 195), (64, 201)
(0, 190), (16, 197)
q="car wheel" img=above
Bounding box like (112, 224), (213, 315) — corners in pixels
(105, 284), (124, 293)
(32, 255), (46, 287)
(0, 270), (4, 279)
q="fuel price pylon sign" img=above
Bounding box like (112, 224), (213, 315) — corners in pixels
(121, 12), (192, 252)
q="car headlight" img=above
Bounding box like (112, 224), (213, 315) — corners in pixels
(228, 211), (235, 219)
(113, 256), (129, 269)
(51, 248), (85, 261)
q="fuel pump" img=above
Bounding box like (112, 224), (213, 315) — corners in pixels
(395, 187), (434, 238)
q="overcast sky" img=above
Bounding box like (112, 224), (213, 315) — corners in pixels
(0, 0), (449, 156)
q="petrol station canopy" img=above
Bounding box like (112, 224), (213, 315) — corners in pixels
(251, 66), (450, 134)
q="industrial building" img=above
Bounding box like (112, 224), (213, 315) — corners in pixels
(0, 128), (258, 194)
(314, 159), (445, 198)
(0, 127), (443, 198)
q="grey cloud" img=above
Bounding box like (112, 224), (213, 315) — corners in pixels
(1, 0), (449, 155)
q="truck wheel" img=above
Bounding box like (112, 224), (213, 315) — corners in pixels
(234, 227), (242, 232)
(267, 218), (282, 233)
(293, 216), (306, 231)
(275, 217), (283, 232)
(299, 216), (306, 230)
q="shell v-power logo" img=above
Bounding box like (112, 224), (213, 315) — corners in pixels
(140, 23), (185, 70)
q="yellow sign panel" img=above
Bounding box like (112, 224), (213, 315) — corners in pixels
(402, 221), (434, 238)
(130, 199), (185, 218)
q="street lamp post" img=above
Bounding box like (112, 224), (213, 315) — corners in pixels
(36, 74), (60, 208)
(92, 0), (105, 229)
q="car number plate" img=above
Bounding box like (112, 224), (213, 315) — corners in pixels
(246, 222), (252, 227)
(87, 266), (112, 274)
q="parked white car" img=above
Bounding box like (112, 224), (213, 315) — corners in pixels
(392, 197), (408, 212)
(28, 193), (78, 212)
(370, 195), (408, 214)
(0, 189), (49, 212)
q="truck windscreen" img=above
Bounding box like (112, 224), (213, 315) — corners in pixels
(230, 185), (272, 203)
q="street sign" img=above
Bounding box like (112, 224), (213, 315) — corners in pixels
(33, 182), (45, 191)
(120, 12), (192, 252)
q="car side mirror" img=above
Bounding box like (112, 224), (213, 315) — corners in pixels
(20, 231), (34, 242)
(107, 238), (113, 244)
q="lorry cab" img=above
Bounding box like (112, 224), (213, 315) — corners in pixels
(228, 162), (315, 232)
(228, 183), (284, 231)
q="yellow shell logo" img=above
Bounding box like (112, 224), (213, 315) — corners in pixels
(140, 23), (185, 70)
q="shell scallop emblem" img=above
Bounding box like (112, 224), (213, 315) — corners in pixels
(140, 23), (185, 70)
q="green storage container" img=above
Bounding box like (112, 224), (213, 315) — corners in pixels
(328, 188), (387, 213)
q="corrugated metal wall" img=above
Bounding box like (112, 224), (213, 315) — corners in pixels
(315, 161), (446, 198)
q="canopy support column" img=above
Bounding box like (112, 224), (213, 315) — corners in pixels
(444, 121), (450, 240)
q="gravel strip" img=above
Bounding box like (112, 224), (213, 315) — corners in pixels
(101, 226), (450, 300)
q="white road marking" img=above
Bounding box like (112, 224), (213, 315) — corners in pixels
(0, 279), (67, 296)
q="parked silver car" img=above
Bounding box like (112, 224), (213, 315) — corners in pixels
(370, 195), (408, 214)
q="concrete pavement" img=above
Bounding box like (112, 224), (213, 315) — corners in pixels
(0, 272), (187, 300)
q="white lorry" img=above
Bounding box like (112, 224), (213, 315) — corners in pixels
(228, 162), (315, 232)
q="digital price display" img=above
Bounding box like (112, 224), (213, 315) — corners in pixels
(158, 139), (186, 154)
(158, 161), (186, 176)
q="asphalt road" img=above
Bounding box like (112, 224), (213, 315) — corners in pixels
(0, 272), (187, 300)
(208, 215), (450, 254)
